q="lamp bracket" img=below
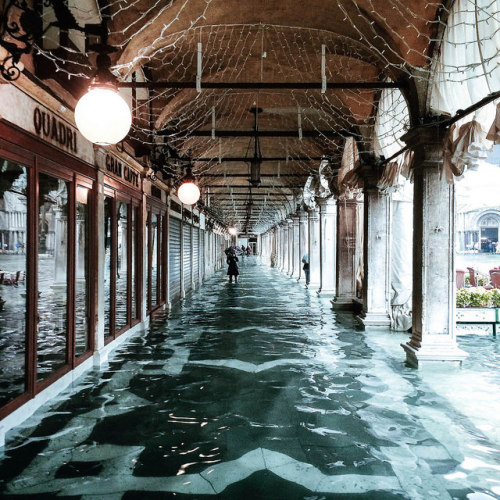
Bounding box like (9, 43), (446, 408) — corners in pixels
(0, 0), (42, 81)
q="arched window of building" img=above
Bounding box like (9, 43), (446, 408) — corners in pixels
(478, 212), (500, 251)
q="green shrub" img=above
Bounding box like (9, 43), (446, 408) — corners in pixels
(457, 287), (500, 308)
(492, 289), (500, 308)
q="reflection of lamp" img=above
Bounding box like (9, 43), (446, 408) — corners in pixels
(75, 53), (132, 145)
(248, 107), (262, 187)
(177, 165), (200, 205)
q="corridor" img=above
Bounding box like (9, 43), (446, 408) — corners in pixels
(1, 259), (499, 499)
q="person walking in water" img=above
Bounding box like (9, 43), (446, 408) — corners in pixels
(302, 253), (310, 287)
(227, 249), (239, 283)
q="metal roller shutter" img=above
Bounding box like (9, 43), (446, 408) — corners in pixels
(169, 217), (181, 301)
(193, 227), (199, 284)
(183, 223), (192, 292)
(200, 230), (205, 280)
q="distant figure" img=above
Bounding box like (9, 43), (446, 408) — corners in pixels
(302, 253), (310, 286)
(246, 246), (252, 256)
(227, 250), (239, 283)
(240, 245), (246, 255)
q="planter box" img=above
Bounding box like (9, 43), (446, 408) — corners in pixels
(456, 307), (499, 335)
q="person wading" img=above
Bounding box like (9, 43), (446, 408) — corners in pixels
(227, 249), (239, 283)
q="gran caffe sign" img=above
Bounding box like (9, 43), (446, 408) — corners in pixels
(95, 148), (141, 188)
(0, 85), (94, 163)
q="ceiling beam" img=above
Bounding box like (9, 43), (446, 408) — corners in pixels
(204, 184), (302, 189)
(200, 174), (309, 178)
(193, 156), (325, 162)
(119, 81), (406, 90)
(179, 130), (349, 138)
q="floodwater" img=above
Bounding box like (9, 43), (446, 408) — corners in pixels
(1, 258), (499, 499)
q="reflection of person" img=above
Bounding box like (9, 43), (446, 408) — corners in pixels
(302, 253), (310, 286)
(227, 250), (239, 283)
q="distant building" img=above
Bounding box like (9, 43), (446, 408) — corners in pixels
(456, 207), (500, 252)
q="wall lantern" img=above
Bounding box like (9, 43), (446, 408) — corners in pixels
(75, 54), (132, 146)
(177, 165), (200, 205)
(228, 227), (238, 236)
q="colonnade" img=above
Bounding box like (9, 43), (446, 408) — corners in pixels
(261, 130), (467, 369)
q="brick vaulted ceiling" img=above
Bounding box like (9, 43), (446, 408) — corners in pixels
(103, 0), (442, 231)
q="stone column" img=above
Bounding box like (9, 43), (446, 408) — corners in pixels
(291, 215), (300, 278)
(298, 210), (308, 281)
(401, 124), (467, 368)
(286, 217), (293, 276)
(307, 207), (321, 289)
(332, 198), (362, 310)
(282, 222), (288, 273)
(317, 197), (337, 296)
(358, 187), (392, 327)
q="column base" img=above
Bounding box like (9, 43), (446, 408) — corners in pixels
(317, 288), (335, 297)
(357, 311), (392, 327)
(331, 296), (357, 311)
(401, 338), (468, 369)
(306, 281), (320, 290)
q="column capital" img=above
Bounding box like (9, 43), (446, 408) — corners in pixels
(299, 210), (308, 222)
(401, 117), (450, 166)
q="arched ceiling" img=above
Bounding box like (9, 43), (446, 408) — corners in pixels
(102, 0), (442, 233)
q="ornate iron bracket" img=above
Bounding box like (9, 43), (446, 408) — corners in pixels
(0, 1), (41, 81)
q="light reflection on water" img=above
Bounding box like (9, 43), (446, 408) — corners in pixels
(0, 258), (499, 499)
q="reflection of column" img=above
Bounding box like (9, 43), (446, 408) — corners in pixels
(298, 210), (308, 281)
(53, 207), (67, 286)
(95, 171), (106, 357)
(358, 188), (392, 327)
(333, 199), (361, 309)
(401, 125), (467, 368)
(291, 215), (300, 278)
(318, 198), (337, 296)
(308, 207), (320, 289)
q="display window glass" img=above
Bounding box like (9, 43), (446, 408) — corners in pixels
(0, 160), (28, 407)
(37, 172), (69, 382)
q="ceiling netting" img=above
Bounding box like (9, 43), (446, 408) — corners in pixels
(32, 0), (500, 231)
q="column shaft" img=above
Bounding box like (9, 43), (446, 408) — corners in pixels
(307, 208), (320, 288)
(318, 198), (337, 296)
(291, 216), (300, 278)
(333, 199), (362, 309)
(358, 189), (392, 327)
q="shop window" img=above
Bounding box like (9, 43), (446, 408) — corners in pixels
(116, 201), (129, 331)
(104, 196), (113, 340)
(131, 206), (140, 321)
(0, 161), (27, 407)
(37, 173), (68, 382)
(75, 186), (91, 356)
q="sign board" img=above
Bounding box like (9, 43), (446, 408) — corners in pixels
(0, 84), (94, 163)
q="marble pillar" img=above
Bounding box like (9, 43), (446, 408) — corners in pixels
(358, 188), (392, 327)
(298, 210), (308, 281)
(401, 125), (467, 368)
(332, 198), (362, 310)
(317, 198), (337, 296)
(307, 207), (321, 289)
(291, 215), (300, 278)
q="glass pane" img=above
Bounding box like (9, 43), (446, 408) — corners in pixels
(0, 160), (27, 407)
(151, 213), (158, 305)
(37, 173), (68, 381)
(104, 197), (112, 340)
(131, 206), (138, 320)
(116, 201), (128, 331)
(75, 187), (90, 356)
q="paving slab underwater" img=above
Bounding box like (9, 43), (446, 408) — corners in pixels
(0, 257), (499, 499)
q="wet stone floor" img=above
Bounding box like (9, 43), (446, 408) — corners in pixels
(1, 258), (500, 499)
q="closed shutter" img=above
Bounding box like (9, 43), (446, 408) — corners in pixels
(169, 217), (181, 301)
(193, 227), (199, 284)
(183, 223), (192, 292)
(200, 230), (205, 280)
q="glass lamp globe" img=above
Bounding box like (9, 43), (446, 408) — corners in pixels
(178, 181), (200, 205)
(228, 227), (238, 236)
(75, 86), (132, 145)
